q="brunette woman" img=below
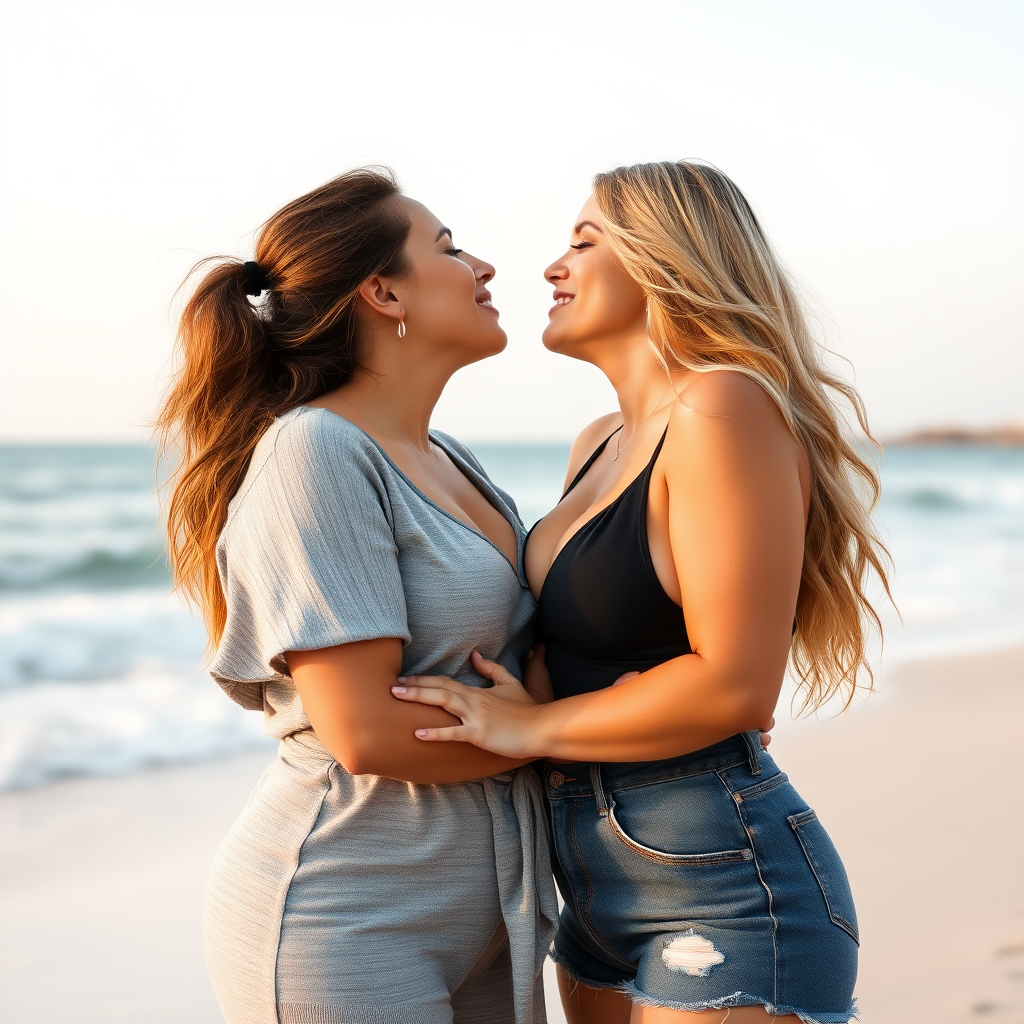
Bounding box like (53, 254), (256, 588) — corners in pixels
(158, 169), (556, 1024)
(393, 161), (890, 1023)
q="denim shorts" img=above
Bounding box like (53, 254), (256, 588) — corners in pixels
(544, 732), (858, 1022)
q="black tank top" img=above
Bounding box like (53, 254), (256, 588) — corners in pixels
(536, 429), (692, 700)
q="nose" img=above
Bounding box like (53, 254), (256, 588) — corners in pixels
(545, 257), (568, 285)
(466, 253), (495, 284)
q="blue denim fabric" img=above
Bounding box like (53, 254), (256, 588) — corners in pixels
(545, 733), (858, 1023)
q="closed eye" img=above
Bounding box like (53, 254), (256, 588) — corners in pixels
(570, 241), (594, 251)
(445, 247), (464, 257)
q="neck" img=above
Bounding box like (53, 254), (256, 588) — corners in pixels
(331, 344), (454, 453)
(591, 331), (686, 435)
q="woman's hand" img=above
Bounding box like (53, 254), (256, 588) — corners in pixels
(390, 649), (775, 760)
(391, 651), (544, 758)
(523, 645), (554, 704)
(287, 638), (531, 783)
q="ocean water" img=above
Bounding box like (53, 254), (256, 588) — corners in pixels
(0, 441), (1021, 791)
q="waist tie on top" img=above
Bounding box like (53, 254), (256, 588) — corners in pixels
(281, 731), (557, 1024)
(482, 769), (559, 1024)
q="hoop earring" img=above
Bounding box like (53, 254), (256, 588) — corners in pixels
(397, 316), (406, 339)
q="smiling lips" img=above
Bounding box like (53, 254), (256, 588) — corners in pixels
(477, 293), (499, 315)
(549, 292), (575, 316)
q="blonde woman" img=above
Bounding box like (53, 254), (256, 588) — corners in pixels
(394, 161), (888, 1023)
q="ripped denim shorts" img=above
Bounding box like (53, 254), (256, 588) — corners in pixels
(545, 732), (858, 1023)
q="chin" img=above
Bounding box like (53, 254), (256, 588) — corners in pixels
(541, 324), (572, 355)
(542, 329), (597, 365)
(487, 323), (508, 351)
(461, 327), (508, 365)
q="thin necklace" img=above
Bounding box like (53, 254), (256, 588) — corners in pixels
(612, 390), (673, 462)
(612, 425), (627, 462)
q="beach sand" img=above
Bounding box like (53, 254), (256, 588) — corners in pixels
(1, 646), (1021, 1024)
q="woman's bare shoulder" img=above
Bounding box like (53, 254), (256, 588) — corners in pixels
(675, 368), (784, 421)
(664, 369), (796, 469)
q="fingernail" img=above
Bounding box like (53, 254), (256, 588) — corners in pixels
(415, 729), (428, 738)
(396, 676), (407, 683)
(392, 686), (407, 694)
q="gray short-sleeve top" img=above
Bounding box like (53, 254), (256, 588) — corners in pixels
(205, 408), (556, 1024)
(209, 405), (536, 737)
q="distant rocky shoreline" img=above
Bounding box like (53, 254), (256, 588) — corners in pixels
(885, 424), (1024, 447)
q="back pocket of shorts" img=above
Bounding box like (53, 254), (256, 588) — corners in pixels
(788, 809), (859, 944)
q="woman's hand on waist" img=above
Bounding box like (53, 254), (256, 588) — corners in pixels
(392, 651), (546, 759)
(391, 653), (775, 761)
(288, 638), (531, 782)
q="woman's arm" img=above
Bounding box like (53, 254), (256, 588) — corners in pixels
(288, 638), (530, 783)
(394, 373), (805, 761)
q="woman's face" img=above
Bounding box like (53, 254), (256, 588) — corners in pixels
(542, 194), (647, 358)
(393, 198), (506, 365)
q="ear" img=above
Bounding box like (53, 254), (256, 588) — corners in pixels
(358, 276), (403, 323)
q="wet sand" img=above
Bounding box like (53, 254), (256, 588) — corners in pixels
(1, 646), (1021, 1023)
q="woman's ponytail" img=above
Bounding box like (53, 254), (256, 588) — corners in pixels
(157, 168), (410, 646)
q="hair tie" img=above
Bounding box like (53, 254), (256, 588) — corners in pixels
(242, 261), (271, 296)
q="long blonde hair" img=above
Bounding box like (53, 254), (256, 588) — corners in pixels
(593, 160), (891, 711)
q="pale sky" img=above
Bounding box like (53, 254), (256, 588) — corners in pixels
(1, 0), (1020, 442)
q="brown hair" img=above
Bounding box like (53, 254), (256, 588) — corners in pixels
(157, 168), (410, 647)
(593, 160), (892, 712)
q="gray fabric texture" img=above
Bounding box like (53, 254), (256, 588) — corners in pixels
(203, 408), (557, 1024)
